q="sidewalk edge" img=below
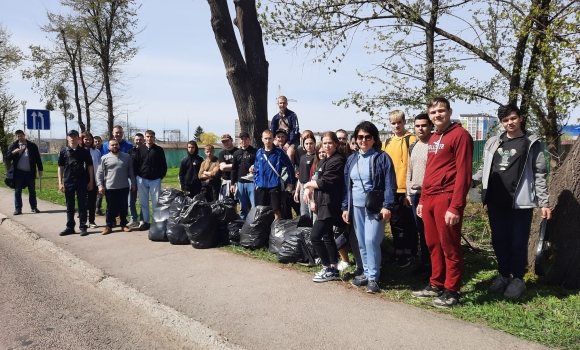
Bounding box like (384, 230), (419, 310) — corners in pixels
(1, 217), (244, 350)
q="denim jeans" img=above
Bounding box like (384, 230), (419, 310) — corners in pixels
(106, 187), (130, 228)
(487, 202), (534, 279)
(410, 193), (430, 266)
(352, 206), (386, 281)
(236, 182), (255, 220)
(137, 176), (161, 223)
(65, 180), (88, 230)
(128, 178), (142, 223)
(14, 169), (37, 210)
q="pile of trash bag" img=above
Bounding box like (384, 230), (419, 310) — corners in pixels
(269, 218), (300, 254)
(228, 220), (245, 245)
(167, 193), (192, 245)
(180, 200), (218, 249)
(149, 187), (182, 242)
(240, 206), (275, 249)
(211, 198), (240, 246)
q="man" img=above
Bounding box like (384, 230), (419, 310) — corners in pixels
(472, 104), (551, 299)
(254, 130), (295, 220)
(230, 132), (257, 220)
(127, 133), (144, 227)
(102, 125), (133, 155)
(198, 144), (221, 202)
(406, 113), (434, 275)
(413, 97), (473, 308)
(218, 134), (238, 200)
(134, 130), (167, 231)
(93, 135), (105, 216)
(382, 110), (418, 268)
(7, 130), (43, 215)
(270, 96), (299, 164)
(97, 139), (137, 235)
(179, 140), (204, 198)
(336, 129), (348, 144)
(58, 130), (94, 236)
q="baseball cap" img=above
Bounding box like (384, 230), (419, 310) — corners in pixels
(67, 130), (79, 136)
(221, 134), (233, 142)
(238, 131), (250, 138)
(275, 129), (288, 135)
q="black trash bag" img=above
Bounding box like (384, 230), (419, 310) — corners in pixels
(211, 198), (239, 226)
(298, 228), (320, 267)
(228, 220), (245, 245)
(148, 220), (168, 242)
(180, 200), (217, 249)
(153, 207), (170, 222)
(166, 194), (192, 245)
(269, 218), (300, 254)
(158, 187), (182, 208)
(240, 206), (275, 249)
(277, 228), (305, 264)
(215, 225), (231, 246)
(297, 214), (313, 228)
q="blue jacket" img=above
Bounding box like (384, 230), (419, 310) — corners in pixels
(270, 109), (299, 146)
(102, 139), (133, 155)
(254, 147), (295, 189)
(342, 149), (397, 220)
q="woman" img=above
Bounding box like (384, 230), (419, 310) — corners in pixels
(80, 131), (101, 228)
(294, 135), (316, 216)
(342, 121), (396, 293)
(303, 132), (346, 283)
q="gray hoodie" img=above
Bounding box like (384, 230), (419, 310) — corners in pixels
(472, 131), (549, 208)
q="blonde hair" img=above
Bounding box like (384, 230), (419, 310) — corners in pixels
(388, 110), (405, 122)
(204, 144), (215, 151)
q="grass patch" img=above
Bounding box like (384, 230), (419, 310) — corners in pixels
(2, 162), (579, 348)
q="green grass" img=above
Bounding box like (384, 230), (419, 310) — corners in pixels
(2, 162), (579, 348)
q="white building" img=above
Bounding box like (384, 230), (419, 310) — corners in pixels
(459, 113), (498, 140)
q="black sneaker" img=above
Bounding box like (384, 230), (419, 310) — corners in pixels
(352, 274), (369, 287)
(431, 290), (459, 308)
(31, 208), (40, 213)
(13, 208), (22, 215)
(366, 280), (380, 294)
(396, 254), (411, 268)
(59, 228), (75, 236)
(96, 209), (105, 216)
(139, 222), (151, 231)
(411, 284), (444, 298)
(79, 229), (89, 237)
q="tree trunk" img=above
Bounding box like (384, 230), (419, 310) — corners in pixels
(528, 138), (580, 289)
(424, 0), (438, 97)
(207, 0), (269, 148)
(60, 29), (86, 132)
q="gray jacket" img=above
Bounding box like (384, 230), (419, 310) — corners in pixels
(97, 152), (136, 190)
(472, 131), (549, 208)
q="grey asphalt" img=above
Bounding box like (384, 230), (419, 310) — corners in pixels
(0, 187), (546, 349)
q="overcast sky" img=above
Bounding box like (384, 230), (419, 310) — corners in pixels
(3, 0), (530, 140)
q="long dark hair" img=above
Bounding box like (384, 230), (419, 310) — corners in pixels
(353, 121), (382, 150)
(80, 131), (95, 149)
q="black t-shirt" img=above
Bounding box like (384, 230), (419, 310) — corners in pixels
(486, 134), (528, 207)
(298, 153), (315, 183)
(58, 146), (94, 184)
(218, 147), (238, 180)
(232, 146), (257, 183)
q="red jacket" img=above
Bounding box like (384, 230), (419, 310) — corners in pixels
(420, 122), (473, 215)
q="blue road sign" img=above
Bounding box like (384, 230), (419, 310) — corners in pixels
(27, 109), (51, 130)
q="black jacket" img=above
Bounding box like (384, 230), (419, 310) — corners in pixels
(313, 151), (346, 224)
(135, 144), (167, 180)
(179, 153), (204, 190)
(6, 140), (43, 178)
(231, 145), (257, 184)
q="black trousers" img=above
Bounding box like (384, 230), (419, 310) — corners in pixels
(311, 218), (339, 266)
(105, 187), (130, 228)
(87, 186), (98, 223)
(390, 193), (418, 251)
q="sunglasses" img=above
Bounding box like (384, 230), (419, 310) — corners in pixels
(356, 134), (373, 141)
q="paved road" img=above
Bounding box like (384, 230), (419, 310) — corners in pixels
(0, 224), (197, 350)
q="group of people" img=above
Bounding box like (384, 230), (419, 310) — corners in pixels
(6, 95), (551, 308)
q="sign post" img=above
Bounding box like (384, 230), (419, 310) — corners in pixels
(26, 109), (51, 192)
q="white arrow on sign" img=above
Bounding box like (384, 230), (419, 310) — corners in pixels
(32, 111), (45, 130)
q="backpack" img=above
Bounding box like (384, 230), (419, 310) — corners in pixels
(384, 134), (412, 149)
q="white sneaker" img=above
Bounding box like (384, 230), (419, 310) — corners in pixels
(337, 261), (350, 271)
(504, 278), (526, 299)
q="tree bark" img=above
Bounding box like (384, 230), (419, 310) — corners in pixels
(207, 0), (269, 148)
(528, 138), (580, 289)
(60, 28), (86, 132)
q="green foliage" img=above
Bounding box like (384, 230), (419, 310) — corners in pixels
(194, 126), (204, 142)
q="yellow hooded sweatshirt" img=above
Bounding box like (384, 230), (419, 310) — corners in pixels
(382, 132), (416, 193)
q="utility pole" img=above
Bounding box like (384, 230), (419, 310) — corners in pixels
(21, 100), (26, 131)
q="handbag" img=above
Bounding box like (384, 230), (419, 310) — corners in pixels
(356, 155), (383, 213)
(535, 218), (555, 276)
(4, 166), (15, 188)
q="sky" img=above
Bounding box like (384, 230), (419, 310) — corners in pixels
(2, 0), (519, 140)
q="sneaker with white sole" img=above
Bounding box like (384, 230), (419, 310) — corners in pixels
(337, 261), (350, 271)
(489, 275), (512, 294)
(312, 266), (340, 282)
(411, 284), (444, 299)
(431, 290), (459, 308)
(366, 280), (380, 294)
(89, 222), (98, 229)
(504, 278), (526, 299)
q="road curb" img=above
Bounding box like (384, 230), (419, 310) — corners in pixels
(1, 217), (244, 350)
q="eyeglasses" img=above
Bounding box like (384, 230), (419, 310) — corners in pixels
(356, 135), (373, 141)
